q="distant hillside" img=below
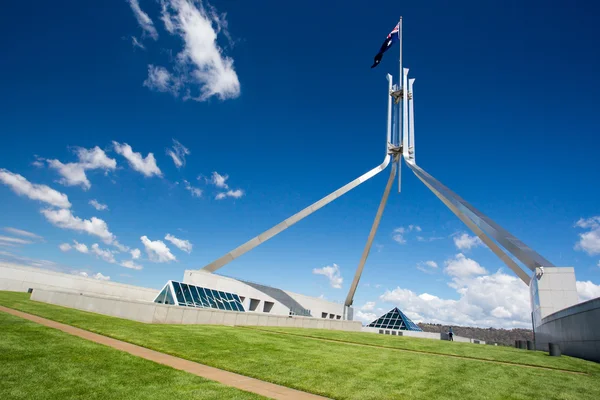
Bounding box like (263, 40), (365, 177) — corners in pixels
(418, 323), (533, 346)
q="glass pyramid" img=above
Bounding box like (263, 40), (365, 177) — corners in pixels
(367, 307), (422, 331)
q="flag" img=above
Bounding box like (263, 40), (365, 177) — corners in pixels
(371, 23), (399, 68)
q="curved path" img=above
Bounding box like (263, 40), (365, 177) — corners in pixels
(0, 306), (329, 400)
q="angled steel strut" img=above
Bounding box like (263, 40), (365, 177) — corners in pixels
(201, 155), (392, 272)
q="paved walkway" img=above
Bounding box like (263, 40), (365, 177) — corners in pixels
(0, 306), (328, 400)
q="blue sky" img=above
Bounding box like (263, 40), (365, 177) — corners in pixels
(1, 0), (599, 328)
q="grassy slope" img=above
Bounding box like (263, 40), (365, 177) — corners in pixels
(1, 292), (599, 400)
(0, 311), (262, 400)
(250, 326), (600, 374)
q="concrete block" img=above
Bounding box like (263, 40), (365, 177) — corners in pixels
(234, 313), (248, 326)
(285, 317), (295, 327)
(181, 309), (198, 324)
(209, 311), (225, 325)
(222, 312), (237, 326)
(293, 318), (303, 328)
(245, 313), (259, 326)
(135, 305), (156, 323)
(277, 316), (287, 327)
(165, 307), (184, 324)
(257, 315), (269, 326)
(196, 309), (213, 325)
(267, 316), (280, 326)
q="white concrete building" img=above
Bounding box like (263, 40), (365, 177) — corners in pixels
(178, 269), (349, 320)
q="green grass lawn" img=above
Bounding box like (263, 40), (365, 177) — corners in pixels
(0, 311), (262, 400)
(247, 326), (600, 374)
(2, 291), (600, 400)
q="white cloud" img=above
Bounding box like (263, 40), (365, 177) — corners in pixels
(41, 208), (116, 245)
(211, 171), (229, 188)
(444, 253), (488, 278)
(0, 236), (32, 245)
(313, 263), (343, 289)
(121, 260), (143, 270)
(89, 199), (108, 211)
(355, 310), (377, 324)
(453, 233), (483, 251)
(392, 225), (421, 244)
(47, 160), (90, 189)
(576, 281), (600, 302)
(47, 147), (117, 190)
(59, 243), (71, 252)
(152, 0), (240, 101)
(574, 216), (600, 256)
(113, 142), (162, 177)
(141, 235), (177, 262)
(132, 36), (145, 49)
(92, 272), (111, 281)
(75, 147), (117, 170)
(166, 139), (190, 168)
(72, 240), (89, 254)
(360, 301), (376, 311)
(165, 233), (192, 253)
(144, 65), (179, 94)
(0, 169), (71, 208)
(575, 216), (600, 229)
(417, 260), (438, 274)
(91, 243), (117, 264)
(183, 180), (202, 197)
(127, 0), (159, 40)
(380, 270), (532, 329)
(215, 189), (243, 200)
(131, 248), (141, 259)
(78, 271), (111, 281)
(3, 227), (43, 240)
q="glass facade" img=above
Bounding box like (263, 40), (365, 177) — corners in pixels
(367, 307), (422, 331)
(153, 280), (245, 312)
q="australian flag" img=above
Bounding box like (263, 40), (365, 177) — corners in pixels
(371, 23), (399, 68)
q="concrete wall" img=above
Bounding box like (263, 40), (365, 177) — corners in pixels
(530, 267), (578, 328)
(284, 290), (346, 320)
(360, 326), (485, 344)
(535, 297), (600, 362)
(30, 288), (363, 331)
(183, 269), (347, 320)
(0, 263), (158, 302)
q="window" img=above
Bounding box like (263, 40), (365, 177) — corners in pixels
(172, 281), (186, 306)
(329, 314), (335, 319)
(336, 315), (341, 320)
(263, 301), (274, 313)
(153, 281), (245, 312)
(379, 329), (384, 334)
(392, 331), (397, 336)
(155, 286), (169, 304)
(249, 298), (260, 311)
(385, 330), (390, 335)
(321, 312), (328, 319)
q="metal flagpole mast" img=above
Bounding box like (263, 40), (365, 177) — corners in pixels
(397, 16), (403, 192)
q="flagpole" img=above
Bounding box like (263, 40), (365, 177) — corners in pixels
(398, 16), (403, 192)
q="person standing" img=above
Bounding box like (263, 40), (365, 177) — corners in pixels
(448, 327), (454, 341)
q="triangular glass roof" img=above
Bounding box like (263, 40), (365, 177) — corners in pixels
(153, 280), (246, 312)
(367, 307), (422, 331)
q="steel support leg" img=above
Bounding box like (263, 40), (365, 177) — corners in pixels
(202, 155), (392, 272)
(345, 157), (398, 306)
